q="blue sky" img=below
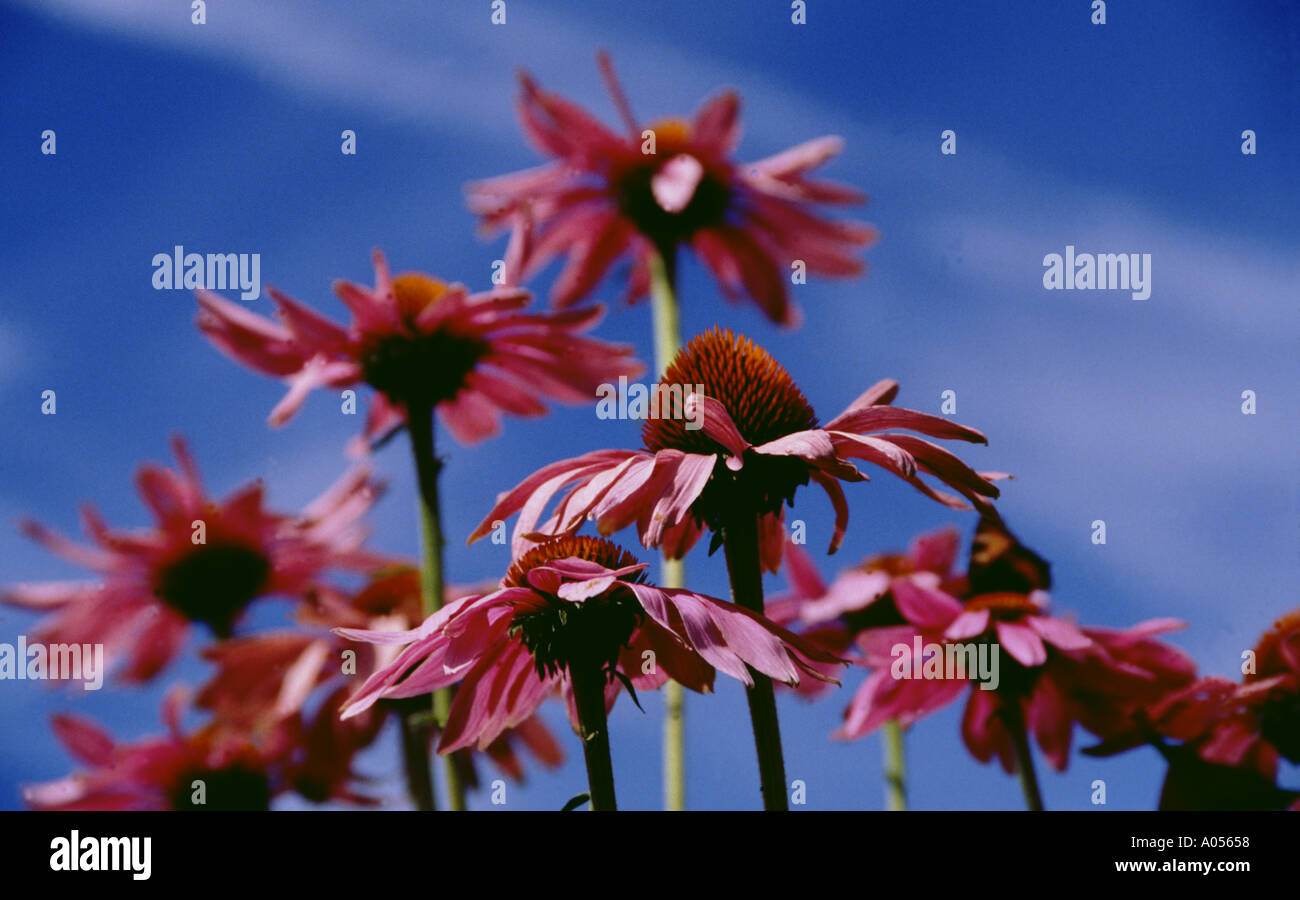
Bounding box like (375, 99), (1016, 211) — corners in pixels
(1, 0), (1296, 810)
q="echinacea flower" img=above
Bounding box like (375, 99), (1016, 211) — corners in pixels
(468, 51), (876, 327)
(816, 516), (1195, 774)
(1128, 608), (1300, 809)
(336, 536), (842, 754)
(470, 327), (1004, 573)
(26, 692), (298, 811)
(764, 526), (965, 697)
(2, 437), (383, 681)
(195, 568), (564, 790)
(196, 249), (643, 452)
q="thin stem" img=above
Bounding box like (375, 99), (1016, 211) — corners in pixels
(882, 719), (907, 811)
(406, 399), (467, 812)
(648, 244), (687, 812)
(721, 513), (789, 811)
(648, 246), (681, 381)
(400, 704), (435, 812)
(1001, 699), (1044, 811)
(569, 660), (618, 811)
(661, 558), (686, 811)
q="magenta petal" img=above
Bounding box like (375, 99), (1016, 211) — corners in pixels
(945, 609), (990, 640)
(996, 620), (1048, 667)
(1027, 615), (1093, 652)
(687, 394), (749, 461)
(891, 577), (963, 630)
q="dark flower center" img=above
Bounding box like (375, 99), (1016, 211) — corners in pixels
(359, 275), (490, 408)
(642, 327), (819, 526)
(169, 763), (273, 811)
(841, 594), (907, 633)
(154, 541), (271, 637)
(1258, 688), (1300, 764)
(505, 536), (645, 679)
(611, 120), (733, 248)
(967, 516), (1052, 594)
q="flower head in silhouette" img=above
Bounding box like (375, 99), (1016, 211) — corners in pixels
(2, 437), (383, 682)
(471, 328), (1004, 573)
(468, 52), (876, 327)
(337, 536), (842, 753)
(197, 248), (642, 452)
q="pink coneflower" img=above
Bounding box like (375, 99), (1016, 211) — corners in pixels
(468, 51), (876, 327)
(337, 535), (842, 809)
(765, 526), (965, 698)
(815, 516), (1195, 807)
(467, 328), (998, 810)
(471, 328), (1003, 573)
(196, 248), (643, 451)
(26, 692), (298, 811)
(195, 569), (564, 799)
(2, 437), (383, 681)
(1132, 609), (1300, 808)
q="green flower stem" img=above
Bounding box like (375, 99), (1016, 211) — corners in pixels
(407, 399), (467, 812)
(399, 702), (435, 811)
(569, 658), (619, 811)
(1002, 699), (1044, 811)
(648, 245), (687, 811)
(721, 513), (789, 811)
(882, 719), (907, 811)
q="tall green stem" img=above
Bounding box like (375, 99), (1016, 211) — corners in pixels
(569, 659), (618, 811)
(399, 701), (435, 811)
(721, 513), (789, 811)
(882, 719), (907, 810)
(648, 245), (686, 811)
(1001, 699), (1044, 811)
(406, 400), (467, 812)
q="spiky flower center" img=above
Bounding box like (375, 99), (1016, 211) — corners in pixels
(642, 328), (819, 527)
(154, 541), (271, 637)
(506, 537), (645, 680)
(610, 118), (732, 249)
(643, 327), (818, 455)
(359, 273), (489, 408)
(392, 274), (449, 323)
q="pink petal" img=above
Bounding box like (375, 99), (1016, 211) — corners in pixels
(996, 620), (1048, 667)
(687, 393), (749, 463)
(891, 577), (963, 630)
(651, 154), (705, 214)
(945, 609), (991, 640)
